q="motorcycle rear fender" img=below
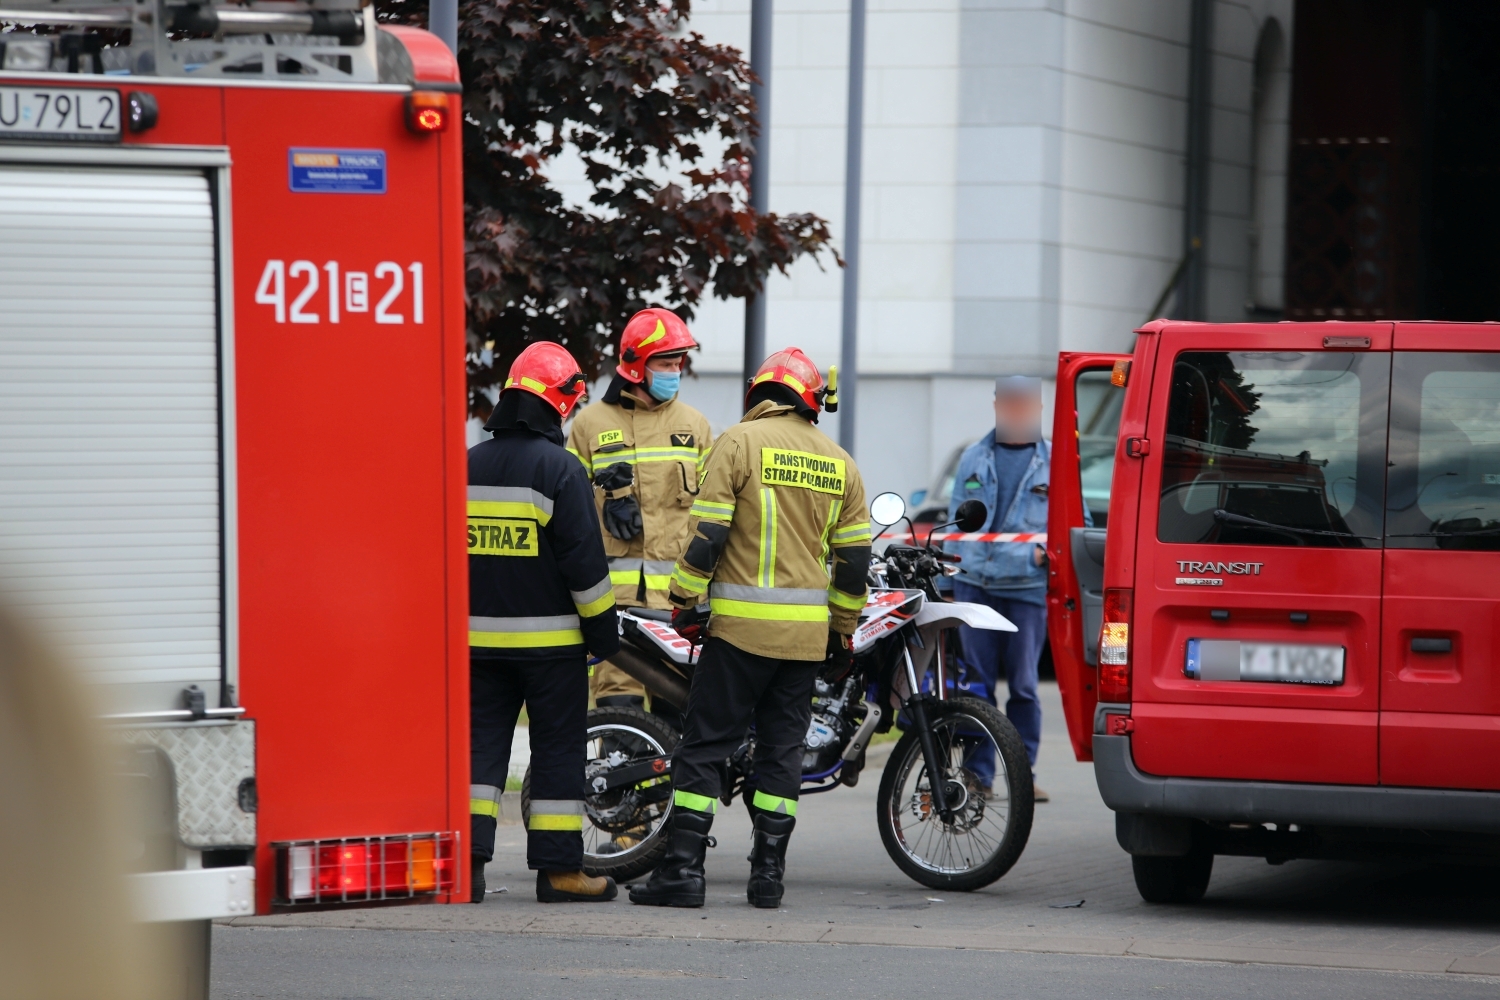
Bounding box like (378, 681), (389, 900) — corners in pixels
(620, 610), (697, 665)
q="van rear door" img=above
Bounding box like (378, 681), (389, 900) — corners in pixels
(1381, 324), (1500, 790)
(1129, 324), (1391, 784)
(1048, 352), (1128, 761)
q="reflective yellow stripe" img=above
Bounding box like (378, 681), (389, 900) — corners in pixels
(469, 629), (584, 648)
(697, 446), (712, 472)
(758, 489), (777, 589)
(672, 565), (710, 594)
(575, 591), (615, 617)
(819, 498), (842, 567)
(591, 451), (637, 472)
(467, 499), (551, 526)
(691, 499), (735, 521)
(709, 598), (828, 622)
(643, 575), (672, 591)
(752, 790), (798, 816)
(470, 797), (500, 818)
(635, 446), (699, 463)
(566, 446), (584, 465)
(639, 318), (668, 348)
(831, 522), (872, 544)
(528, 814), (584, 831)
(673, 790), (718, 813)
(828, 587), (867, 611)
(610, 568), (641, 584)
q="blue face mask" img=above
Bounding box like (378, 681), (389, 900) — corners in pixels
(647, 369), (681, 401)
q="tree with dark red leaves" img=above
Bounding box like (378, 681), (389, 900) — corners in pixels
(377, 0), (836, 418)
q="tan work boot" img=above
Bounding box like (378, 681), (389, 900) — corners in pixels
(536, 869), (619, 902)
(1033, 783), (1050, 803)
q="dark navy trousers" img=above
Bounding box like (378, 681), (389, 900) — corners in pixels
(951, 581), (1046, 780)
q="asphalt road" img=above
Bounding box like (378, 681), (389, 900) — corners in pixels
(219, 682), (1500, 996)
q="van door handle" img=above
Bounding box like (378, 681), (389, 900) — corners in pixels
(1411, 637), (1452, 653)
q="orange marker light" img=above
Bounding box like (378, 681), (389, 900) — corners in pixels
(405, 91), (451, 134)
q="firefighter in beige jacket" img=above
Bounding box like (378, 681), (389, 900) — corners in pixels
(567, 309), (712, 717)
(629, 348), (871, 911)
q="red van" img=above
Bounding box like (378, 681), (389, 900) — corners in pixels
(1048, 322), (1500, 903)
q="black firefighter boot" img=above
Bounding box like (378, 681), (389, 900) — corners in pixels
(470, 855), (487, 903)
(628, 808), (715, 907)
(746, 812), (795, 909)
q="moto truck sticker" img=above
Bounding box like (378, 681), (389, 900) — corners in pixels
(289, 149), (387, 194)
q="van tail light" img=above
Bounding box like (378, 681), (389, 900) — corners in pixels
(273, 833), (457, 905)
(1099, 588), (1133, 702)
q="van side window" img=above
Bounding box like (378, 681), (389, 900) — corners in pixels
(1076, 369), (1124, 527)
(1387, 352), (1500, 550)
(1158, 351), (1388, 548)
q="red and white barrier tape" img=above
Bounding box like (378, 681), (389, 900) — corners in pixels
(878, 531), (1047, 543)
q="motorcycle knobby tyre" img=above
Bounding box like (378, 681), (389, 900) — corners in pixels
(521, 703), (680, 884)
(875, 694), (1034, 892)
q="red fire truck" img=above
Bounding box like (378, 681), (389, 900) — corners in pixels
(0, 0), (470, 954)
(1049, 321), (1500, 903)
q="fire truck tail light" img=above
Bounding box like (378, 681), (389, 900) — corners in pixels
(406, 91), (451, 134)
(1099, 588), (1133, 702)
(274, 833), (457, 905)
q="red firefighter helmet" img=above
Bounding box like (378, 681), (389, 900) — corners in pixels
(616, 308), (697, 383)
(503, 342), (588, 418)
(745, 347), (839, 414)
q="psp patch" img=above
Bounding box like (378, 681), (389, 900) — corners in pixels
(467, 517), (538, 556)
(760, 448), (846, 495)
(598, 429), (625, 447)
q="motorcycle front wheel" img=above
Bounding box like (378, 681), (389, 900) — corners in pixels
(876, 695), (1034, 891)
(521, 704), (679, 883)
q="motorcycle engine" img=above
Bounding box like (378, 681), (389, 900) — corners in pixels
(802, 677), (853, 773)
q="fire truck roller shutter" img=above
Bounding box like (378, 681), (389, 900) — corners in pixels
(0, 166), (224, 714)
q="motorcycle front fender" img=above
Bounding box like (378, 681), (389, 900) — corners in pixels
(913, 600), (1017, 632)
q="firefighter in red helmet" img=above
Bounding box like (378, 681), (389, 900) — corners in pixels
(566, 309), (713, 850)
(629, 348), (871, 910)
(468, 342), (621, 904)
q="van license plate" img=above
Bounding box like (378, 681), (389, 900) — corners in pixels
(1185, 639), (1345, 686)
(0, 87), (121, 141)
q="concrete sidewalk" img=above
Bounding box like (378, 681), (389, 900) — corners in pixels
(228, 683), (1500, 979)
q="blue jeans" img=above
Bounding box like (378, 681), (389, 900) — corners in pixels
(951, 581), (1045, 782)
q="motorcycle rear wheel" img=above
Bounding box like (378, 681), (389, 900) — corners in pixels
(875, 695), (1034, 891)
(521, 704), (679, 884)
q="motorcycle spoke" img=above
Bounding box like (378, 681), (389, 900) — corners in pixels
(888, 713), (1013, 876)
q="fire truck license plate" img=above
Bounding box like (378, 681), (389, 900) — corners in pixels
(1185, 639), (1345, 686)
(0, 87), (121, 141)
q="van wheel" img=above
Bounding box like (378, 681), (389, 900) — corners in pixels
(1131, 846), (1213, 904)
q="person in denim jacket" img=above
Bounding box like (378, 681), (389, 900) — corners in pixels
(945, 376), (1079, 803)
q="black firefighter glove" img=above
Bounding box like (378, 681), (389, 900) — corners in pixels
(825, 630), (855, 680)
(671, 603), (711, 645)
(594, 462), (642, 541)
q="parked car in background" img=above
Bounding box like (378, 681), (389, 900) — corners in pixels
(909, 446), (966, 532)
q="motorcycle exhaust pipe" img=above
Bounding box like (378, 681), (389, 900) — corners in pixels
(842, 700), (883, 762)
(606, 644), (691, 710)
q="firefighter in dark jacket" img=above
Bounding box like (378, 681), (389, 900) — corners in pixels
(629, 348), (871, 910)
(468, 342), (621, 904)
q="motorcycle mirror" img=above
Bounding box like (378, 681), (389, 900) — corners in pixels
(954, 499), (988, 533)
(869, 492), (907, 528)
